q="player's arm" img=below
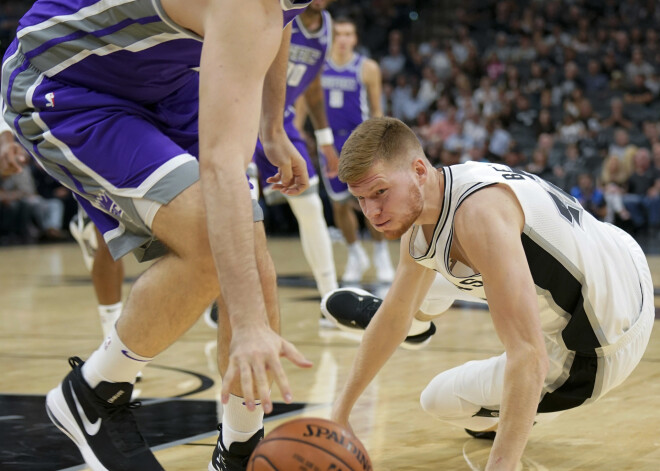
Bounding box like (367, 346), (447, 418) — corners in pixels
(454, 186), (549, 471)
(332, 230), (436, 426)
(303, 74), (339, 177)
(197, 0), (310, 411)
(362, 58), (383, 118)
(260, 23), (309, 195)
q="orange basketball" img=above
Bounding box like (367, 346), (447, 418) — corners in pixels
(247, 417), (372, 471)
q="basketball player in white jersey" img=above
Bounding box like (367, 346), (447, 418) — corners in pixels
(330, 118), (654, 469)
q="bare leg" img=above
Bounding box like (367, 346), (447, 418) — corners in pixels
(92, 227), (124, 305)
(332, 200), (370, 283)
(116, 182), (219, 357)
(332, 200), (359, 245)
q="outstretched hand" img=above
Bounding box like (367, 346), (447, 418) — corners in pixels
(262, 133), (310, 196)
(221, 324), (313, 414)
(0, 140), (28, 177)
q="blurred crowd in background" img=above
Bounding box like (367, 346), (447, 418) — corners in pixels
(2, 0), (660, 246)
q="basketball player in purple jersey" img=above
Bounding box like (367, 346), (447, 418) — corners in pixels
(253, 0), (339, 301)
(2, 1), (314, 470)
(320, 18), (395, 284)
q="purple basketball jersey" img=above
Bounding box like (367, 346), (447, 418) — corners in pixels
(253, 10), (332, 190)
(5, 0), (311, 104)
(321, 53), (369, 151)
(283, 10), (332, 123)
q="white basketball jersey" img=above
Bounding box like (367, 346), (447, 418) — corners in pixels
(409, 161), (645, 357)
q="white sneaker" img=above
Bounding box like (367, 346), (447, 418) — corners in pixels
(69, 207), (97, 272)
(341, 246), (370, 283)
(373, 244), (395, 283)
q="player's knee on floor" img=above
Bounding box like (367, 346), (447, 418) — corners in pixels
(417, 296), (455, 321)
(420, 385), (478, 421)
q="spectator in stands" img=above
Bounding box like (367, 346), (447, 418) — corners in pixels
(601, 154), (632, 226)
(643, 29), (658, 62)
(625, 47), (655, 84)
(391, 74), (417, 122)
(577, 98), (602, 139)
(514, 94), (537, 127)
(601, 49), (621, 79)
(624, 74), (654, 106)
(641, 120), (660, 148)
(601, 98), (634, 130)
(511, 33), (537, 63)
(0, 172), (34, 245)
(485, 117), (512, 162)
(484, 51), (506, 81)
(558, 110), (587, 144)
(623, 147), (660, 233)
(32, 163), (75, 239)
(417, 66), (440, 114)
(554, 143), (584, 192)
(608, 128), (638, 168)
(380, 30), (406, 81)
(525, 61), (548, 97)
(526, 147), (554, 182)
(454, 73), (476, 117)
(571, 172), (607, 221)
(584, 59), (609, 95)
(534, 108), (556, 137)
(473, 76), (500, 118)
(428, 102), (461, 144)
(428, 41), (452, 81)
(487, 32), (513, 64)
(553, 61), (583, 106)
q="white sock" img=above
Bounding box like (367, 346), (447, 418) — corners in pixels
(82, 325), (152, 387)
(373, 240), (388, 257)
(287, 193), (338, 296)
(222, 394), (264, 448)
(348, 241), (367, 258)
(98, 302), (122, 338)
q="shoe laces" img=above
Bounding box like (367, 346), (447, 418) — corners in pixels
(356, 296), (381, 325)
(103, 401), (147, 454)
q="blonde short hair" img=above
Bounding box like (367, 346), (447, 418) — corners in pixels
(338, 117), (423, 183)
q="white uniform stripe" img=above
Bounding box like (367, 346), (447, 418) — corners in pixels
(43, 32), (185, 76)
(17, 0), (135, 39)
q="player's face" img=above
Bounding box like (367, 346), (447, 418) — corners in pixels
(307, 0), (327, 12)
(348, 161), (423, 240)
(333, 23), (357, 54)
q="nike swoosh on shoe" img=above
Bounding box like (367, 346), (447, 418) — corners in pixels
(70, 382), (101, 436)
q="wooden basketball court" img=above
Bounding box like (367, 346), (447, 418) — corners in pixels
(1, 238), (659, 470)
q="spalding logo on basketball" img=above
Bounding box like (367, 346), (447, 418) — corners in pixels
(247, 417), (372, 471)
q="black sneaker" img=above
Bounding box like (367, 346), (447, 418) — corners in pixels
(45, 357), (163, 471)
(465, 428), (497, 440)
(320, 287), (436, 350)
(204, 302), (219, 329)
(209, 424), (264, 471)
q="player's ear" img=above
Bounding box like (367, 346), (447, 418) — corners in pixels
(412, 158), (427, 183)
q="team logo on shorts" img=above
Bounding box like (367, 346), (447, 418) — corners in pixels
(95, 193), (123, 218)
